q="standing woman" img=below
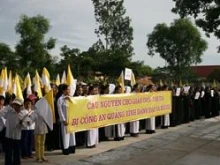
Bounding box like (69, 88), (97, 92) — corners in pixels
(113, 85), (126, 141)
(86, 85), (99, 148)
(74, 85), (86, 146)
(204, 86), (212, 118)
(57, 84), (76, 155)
(161, 85), (170, 128)
(130, 84), (140, 137)
(145, 85), (156, 134)
(46, 84), (61, 151)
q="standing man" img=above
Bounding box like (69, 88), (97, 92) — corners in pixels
(57, 84), (76, 155)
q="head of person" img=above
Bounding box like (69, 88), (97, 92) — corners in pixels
(27, 94), (38, 105)
(12, 98), (24, 113)
(51, 83), (58, 96)
(132, 83), (140, 92)
(62, 84), (70, 96)
(114, 85), (122, 94)
(82, 85), (89, 96)
(162, 85), (168, 91)
(89, 85), (99, 95)
(24, 98), (33, 110)
(75, 85), (83, 96)
(100, 84), (109, 95)
(146, 84), (153, 92)
(4, 93), (16, 106)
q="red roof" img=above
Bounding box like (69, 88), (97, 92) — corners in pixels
(191, 65), (220, 77)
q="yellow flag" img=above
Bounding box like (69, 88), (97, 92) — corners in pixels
(55, 74), (60, 86)
(24, 73), (32, 96)
(212, 79), (217, 88)
(66, 65), (74, 85)
(42, 67), (51, 93)
(117, 71), (125, 93)
(130, 71), (136, 87)
(7, 70), (13, 94)
(3, 68), (8, 91)
(0, 87), (4, 96)
(66, 65), (77, 96)
(15, 74), (24, 101)
(45, 89), (55, 123)
(61, 71), (66, 84)
(0, 68), (8, 96)
(34, 70), (42, 98)
(34, 89), (55, 130)
(0, 69), (4, 88)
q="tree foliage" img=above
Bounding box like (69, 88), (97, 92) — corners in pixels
(15, 15), (56, 76)
(0, 43), (18, 71)
(147, 18), (207, 80)
(128, 61), (153, 77)
(172, 0), (220, 51)
(57, 45), (97, 78)
(91, 0), (134, 76)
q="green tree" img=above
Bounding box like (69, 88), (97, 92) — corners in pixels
(58, 45), (96, 78)
(0, 42), (18, 71)
(172, 0), (220, 51)
(147, 18), (207, 80)
(128, 61), (153, 77)
(91, 0), (134, 76)
(15, 15), (56, 76)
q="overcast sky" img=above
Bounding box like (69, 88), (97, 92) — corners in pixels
(0, 0), (219, 68)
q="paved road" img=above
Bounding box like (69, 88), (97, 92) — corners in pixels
(1, 117), (220, 165)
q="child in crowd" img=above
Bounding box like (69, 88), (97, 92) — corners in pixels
(29, 95), (49, 163)
(21, 98), (35, 159)
(0, 98), (25, 165)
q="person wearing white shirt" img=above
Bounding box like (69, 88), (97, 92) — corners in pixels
(86, 85), (99, 148)
(21, 98), (35, 159)
(57, 84), (76, 155)
(0, 95), (6, 153)
(113, 85), (126, 141)
(130, 84), (140, 137)
(0, 98), (25, 165)
(30, 105), (49, 163)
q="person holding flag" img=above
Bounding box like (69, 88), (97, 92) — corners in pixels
(57, 84), (76, 155)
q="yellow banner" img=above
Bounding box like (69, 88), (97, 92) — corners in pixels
(67, 91), (172, 133)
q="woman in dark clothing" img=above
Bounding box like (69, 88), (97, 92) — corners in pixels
(188, 87), (195, 121)
(45, 84), (61, 151)
(204, 87), (212, 118)
(211, 88), (220, 117)
(182, 89), (190, 123)
(74, 85), (86, 146)
(170, 87), (178, 127)
(194, 86), (202, 120)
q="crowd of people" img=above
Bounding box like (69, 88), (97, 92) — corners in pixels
(0, 82), (219, 165)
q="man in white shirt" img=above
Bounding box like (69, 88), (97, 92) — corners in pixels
(0, 98), (25, 165)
